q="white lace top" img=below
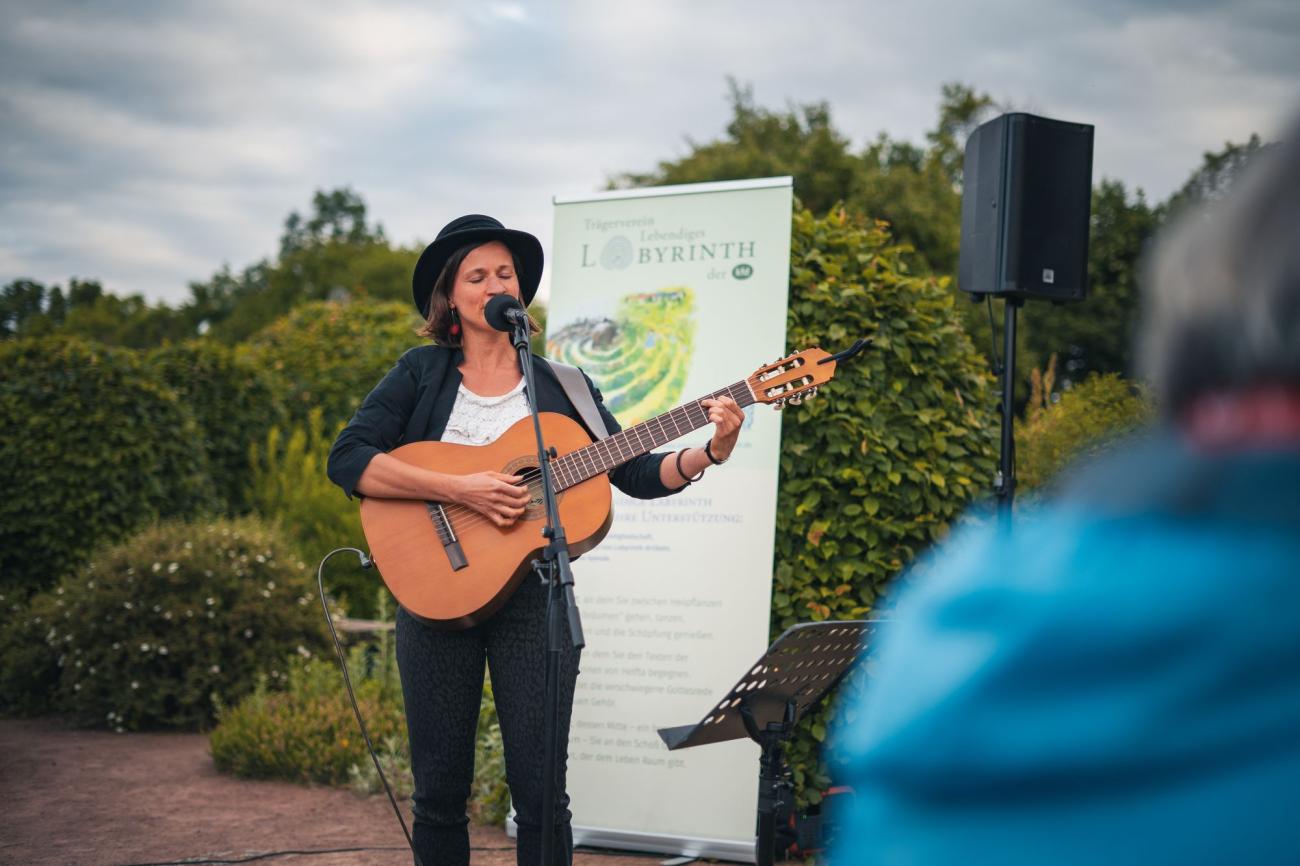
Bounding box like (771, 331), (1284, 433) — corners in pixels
(440, 377), (531, 446)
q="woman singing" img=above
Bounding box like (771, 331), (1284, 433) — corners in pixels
(327, 214), (744, 866)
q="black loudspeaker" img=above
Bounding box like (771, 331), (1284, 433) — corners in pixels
(959, 112), (1095, 302)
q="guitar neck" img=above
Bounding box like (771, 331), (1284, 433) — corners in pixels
(551, 379), (756, 491)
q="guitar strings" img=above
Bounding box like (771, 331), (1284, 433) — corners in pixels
(413, 376), (773, 536)
(430, 466), (550, 531)
(429, 391), (737, 528)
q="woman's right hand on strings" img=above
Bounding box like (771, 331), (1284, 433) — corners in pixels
(455, 471), (531, 526)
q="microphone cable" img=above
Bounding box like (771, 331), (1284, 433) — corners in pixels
(317, 547), (425, 866)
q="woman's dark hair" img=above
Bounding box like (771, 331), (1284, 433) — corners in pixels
(418, 242), (541, 346)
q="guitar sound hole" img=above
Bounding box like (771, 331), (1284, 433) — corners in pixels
(501, 456), (558, 521)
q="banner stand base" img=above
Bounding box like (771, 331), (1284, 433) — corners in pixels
(505, 814), (756, 864)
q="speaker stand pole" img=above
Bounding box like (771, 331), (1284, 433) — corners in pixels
(996, 298), (1021, 528)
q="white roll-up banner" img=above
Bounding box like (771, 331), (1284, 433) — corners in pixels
(546, 177), (793, 859)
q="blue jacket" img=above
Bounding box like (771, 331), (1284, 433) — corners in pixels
(831, 434), (1300, 866)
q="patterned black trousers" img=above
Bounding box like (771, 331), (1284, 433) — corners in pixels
(396, 575), (581, 866)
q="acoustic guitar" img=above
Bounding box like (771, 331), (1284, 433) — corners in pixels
(359, 347), (842, 628)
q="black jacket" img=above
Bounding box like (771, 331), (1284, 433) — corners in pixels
(327, 344), (676, 501)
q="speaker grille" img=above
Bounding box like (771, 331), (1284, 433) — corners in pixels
(959, 113), (1094, 302)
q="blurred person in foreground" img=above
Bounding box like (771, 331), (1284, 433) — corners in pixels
(831, 120), (1300, 865)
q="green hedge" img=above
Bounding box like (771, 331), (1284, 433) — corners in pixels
(148, 340), (286, 513)
(776, 207), (999, 803)
(0, 337), (216, 597)
(242, 299), (423, 430)
(0, 516), (328, 728)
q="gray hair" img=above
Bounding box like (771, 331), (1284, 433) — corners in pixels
(1140, 121), (1300, 417)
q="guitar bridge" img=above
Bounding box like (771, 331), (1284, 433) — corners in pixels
(427, 502), (468, 571)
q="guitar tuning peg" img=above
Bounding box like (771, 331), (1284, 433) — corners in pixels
(789, 393), (803, 406)
(773, 399), (786, 411)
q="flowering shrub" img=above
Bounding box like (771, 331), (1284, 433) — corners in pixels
(0, 516), (327, 729)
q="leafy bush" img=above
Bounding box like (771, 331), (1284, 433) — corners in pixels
(211, 646), (407, 785)
(776, 207), (999, 804)
(470, 680), (510, 824)
(242, 299), (423, 430)
(1016, 365), (1152, 492)
(212, 595), (510, 823)
(776, 208), (997, 627)
(247, 408), (373, 616)
(148, 340), (287, 513)
(0, 516), (327, 728)
(0, 337), (216, 597)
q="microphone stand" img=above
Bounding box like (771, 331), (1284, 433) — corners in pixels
(508, 314), (584, 866)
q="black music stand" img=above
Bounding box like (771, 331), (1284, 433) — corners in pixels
(657, 620), (884, 865)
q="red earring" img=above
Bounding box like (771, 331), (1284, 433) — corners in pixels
(449, 308), (461, 337)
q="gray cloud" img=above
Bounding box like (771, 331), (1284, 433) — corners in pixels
(2, 0), (1296, 304)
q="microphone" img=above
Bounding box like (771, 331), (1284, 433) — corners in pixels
(485, 295), (529, 333)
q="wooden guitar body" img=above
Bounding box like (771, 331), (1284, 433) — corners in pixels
(359, 412), (612, 629)
(354, 346), (848, 629)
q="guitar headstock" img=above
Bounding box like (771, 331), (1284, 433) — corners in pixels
(747, 348), (837, 410)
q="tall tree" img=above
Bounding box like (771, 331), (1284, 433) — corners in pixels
(182, 261), (271, 336)
(279, 187), (385, 257)
(67, 278), (104, 308)
(1161, 134), (1269, 217)
(613, 79), (995, 275)
(611, 79), (863, 217)
(0, 280), (47, 338)
(44, 286), (67, 326)
(59, 290), (192, 348)
(866, 82), (995, 275)
(926, 82), (998, 186)
(191, 188), (415, 343)
(856, 133), (963, 274)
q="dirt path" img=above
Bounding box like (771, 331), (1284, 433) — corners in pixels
(0, 719), (647, 866)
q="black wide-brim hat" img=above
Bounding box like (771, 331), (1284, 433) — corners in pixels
(411, 214), (544, 316)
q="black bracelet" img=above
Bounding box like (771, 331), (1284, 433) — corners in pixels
(676, 448), (705, 484)
(704, 440), (727, 465)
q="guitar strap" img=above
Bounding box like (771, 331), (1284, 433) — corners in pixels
(545, 360), (611, 441)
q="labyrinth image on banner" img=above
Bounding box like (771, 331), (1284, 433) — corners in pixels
(546, 287), (695, 425)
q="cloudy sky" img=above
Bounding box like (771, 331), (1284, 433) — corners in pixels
(2, 0), (1297, 305)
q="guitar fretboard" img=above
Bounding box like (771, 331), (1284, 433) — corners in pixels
(550, 380), (756, 491)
